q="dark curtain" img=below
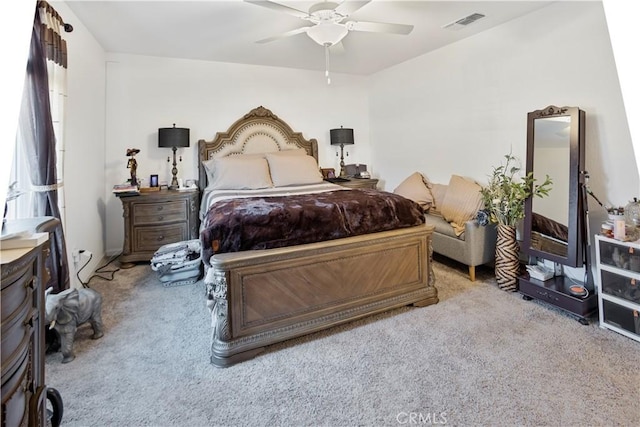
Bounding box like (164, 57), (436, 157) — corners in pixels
(17, 5), (69, 292)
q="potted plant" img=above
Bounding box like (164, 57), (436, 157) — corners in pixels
(479, 153), (553, 291)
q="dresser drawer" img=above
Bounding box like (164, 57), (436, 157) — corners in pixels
(133, 224), (188, 252)
(600, 270), (640, 304)
(132, 200), (187, 225)
(1, 298), (33, 383)
(1, 346), (30, 427)
(1, 265), (33, 325)
(602, 300), (640, 336)
(597, 238), (640, 272)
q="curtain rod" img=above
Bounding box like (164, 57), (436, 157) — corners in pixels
(38, 0), (73, 32)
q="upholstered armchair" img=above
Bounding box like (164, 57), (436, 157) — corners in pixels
(394, 172), (498, 281)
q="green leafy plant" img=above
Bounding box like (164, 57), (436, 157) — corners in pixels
(479, 153), (553, 227)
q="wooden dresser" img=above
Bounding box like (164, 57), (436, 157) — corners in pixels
(1, 242), (49, 426)
(1, 217), (69, 293)
(117, 189), (199, 267)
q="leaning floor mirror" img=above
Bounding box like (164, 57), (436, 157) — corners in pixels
(522, 105), (586, 268)
(519, 105), (596, 324)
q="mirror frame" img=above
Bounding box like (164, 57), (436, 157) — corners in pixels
(522, 105), (585, 268)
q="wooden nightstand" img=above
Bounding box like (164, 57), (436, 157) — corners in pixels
(117, 189), (199, 267)
(337, 178), (378, 189)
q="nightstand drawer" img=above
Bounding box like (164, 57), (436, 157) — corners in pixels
(336, 178), (378, 189)
(134, 224), (188, 252)
(132, 200), (187, 225)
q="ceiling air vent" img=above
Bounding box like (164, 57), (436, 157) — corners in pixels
(442, 13), (486, 31)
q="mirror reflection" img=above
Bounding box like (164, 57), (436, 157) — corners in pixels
(530, 116), (571, 257)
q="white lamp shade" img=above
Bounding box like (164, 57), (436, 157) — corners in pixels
(306, 22), (348, 46)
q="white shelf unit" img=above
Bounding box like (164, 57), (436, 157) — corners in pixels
(595, 235), (640, 342)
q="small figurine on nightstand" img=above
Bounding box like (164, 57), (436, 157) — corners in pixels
(126, 148), (140, 186)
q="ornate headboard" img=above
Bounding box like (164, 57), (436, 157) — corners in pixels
(197, 106), (319, 191)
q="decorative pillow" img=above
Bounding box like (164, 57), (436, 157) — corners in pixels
(265, 153), (323, 187)
(206, 155), (273, 190)
(440, 175), (483, 236)
(429, 183), (449, 217)
(393, 172), (434, 212)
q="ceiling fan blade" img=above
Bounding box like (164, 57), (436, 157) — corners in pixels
(346, 20), (414, 35)
(335, 0), (371, 17)
(244, 0), (308, 19)
(256, 26), (311, 44)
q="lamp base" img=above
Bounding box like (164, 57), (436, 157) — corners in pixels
(169, 147), (180, 190)
(338, 143), (347, 178)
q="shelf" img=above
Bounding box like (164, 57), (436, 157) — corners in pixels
(595, 235), (640, 343)
(519, 274), (598, 321)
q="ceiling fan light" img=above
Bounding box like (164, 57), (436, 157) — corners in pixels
(306, 22), (348, 46)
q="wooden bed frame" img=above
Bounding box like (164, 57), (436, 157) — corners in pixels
(198, 106), (438, 367)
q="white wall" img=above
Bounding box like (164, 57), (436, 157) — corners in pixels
(53, 2), (106, 286)
(369, 0), (636, 214)
(103, 54), (370, 254)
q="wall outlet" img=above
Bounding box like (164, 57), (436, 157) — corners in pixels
(79, 250), (92, 259)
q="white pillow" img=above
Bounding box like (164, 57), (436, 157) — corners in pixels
(206, 155), (273, 190)
(266, 154), (323, 187)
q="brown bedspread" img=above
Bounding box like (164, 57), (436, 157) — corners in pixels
(200, 189), (425, 263)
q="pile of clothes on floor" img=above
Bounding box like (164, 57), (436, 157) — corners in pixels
(150, 239), (202, 286)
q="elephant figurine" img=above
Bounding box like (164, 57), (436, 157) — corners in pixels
(44, 287), (104, 363)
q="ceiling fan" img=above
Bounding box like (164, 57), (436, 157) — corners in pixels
(245, 0), (414, 83)
(246, 0), (413, 46)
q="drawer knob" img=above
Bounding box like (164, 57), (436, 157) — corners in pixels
(158, 216), (164, 221)
(24, 316), (34, 328)
(157, 206), (164, 211)
(157, 236), (165, 241)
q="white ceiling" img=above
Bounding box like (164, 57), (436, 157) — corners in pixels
(65, 1), (554, 75)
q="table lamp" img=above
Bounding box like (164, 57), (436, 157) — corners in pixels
(158, 124), (189, 189)
(330, 126), (354, 178)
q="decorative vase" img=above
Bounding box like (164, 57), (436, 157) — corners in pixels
(495, 224), (520, 291)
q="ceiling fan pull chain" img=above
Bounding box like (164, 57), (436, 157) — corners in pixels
(324, 43), (331, 85)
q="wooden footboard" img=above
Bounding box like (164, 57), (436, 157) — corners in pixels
(204, 224), (437, 367)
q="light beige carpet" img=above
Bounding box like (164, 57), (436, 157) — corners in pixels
(46, 256), (639, 426)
